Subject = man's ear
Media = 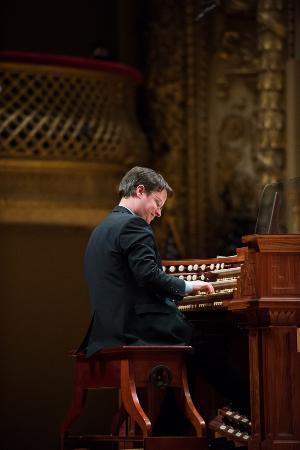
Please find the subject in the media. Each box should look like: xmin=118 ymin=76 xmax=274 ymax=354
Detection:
xmin=136 ymin=184 xmax=145 ymax=198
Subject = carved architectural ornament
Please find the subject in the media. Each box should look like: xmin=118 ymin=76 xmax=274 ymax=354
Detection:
xmin=144 ymin=0 xmax=209 ymax=256
xmin=0 ymin=61 xmax=147 ymax=165
xmin=240 ymin=250 xmax=258 ymax=298
xmin=269 ymin=309 xmax=296 ymax=325
xmin=257 ymin=0 xmax=286 ymax=186
xmin=144 ymin=0 xmax=289 ymax=256
xmin=144 ymin=0 xmax=186 ymax=255
xmin=209 ymin=1 xmax=260 ymax=255
xmin=0 ymin=57 xmax=148 ymax=226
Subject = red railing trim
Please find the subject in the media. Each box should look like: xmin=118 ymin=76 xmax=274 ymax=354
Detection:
xmin=0 ymin=50 xmax=143 ymax=83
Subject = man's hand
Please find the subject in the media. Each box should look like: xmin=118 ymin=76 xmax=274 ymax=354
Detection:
xmin=187 ymin=280 xmax=215 ymax=296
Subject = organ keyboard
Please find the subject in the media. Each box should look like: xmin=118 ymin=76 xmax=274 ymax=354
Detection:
xmin=162 ymin=254 xmax=244 ymax=311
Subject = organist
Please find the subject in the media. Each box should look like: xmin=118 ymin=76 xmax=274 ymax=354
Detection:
xmin=78 ymin=166 xmax=214 ymax=357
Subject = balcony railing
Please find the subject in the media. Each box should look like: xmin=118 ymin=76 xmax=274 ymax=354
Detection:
xmin=0 ymin=51 xmax=148 ymax=226
xmin=0 ymin=51 xmax=147 ymax=164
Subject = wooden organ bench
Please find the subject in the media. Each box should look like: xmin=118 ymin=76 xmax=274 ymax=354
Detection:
xmin=60 ymin=345 xmax=208 ymax=450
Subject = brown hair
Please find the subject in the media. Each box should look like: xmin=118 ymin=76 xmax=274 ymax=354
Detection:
xmin=118 ymin=166 xmax=173 ymax=198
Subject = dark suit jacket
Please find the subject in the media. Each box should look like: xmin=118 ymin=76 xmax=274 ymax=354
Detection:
xmin=80 ymin=206 xmax=192 ymax=357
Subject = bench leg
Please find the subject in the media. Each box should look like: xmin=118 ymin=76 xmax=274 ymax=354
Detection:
xmin=60 ymin=387 xmax=88 ymax=450
xmin=111 ymin=401 xmax=129 ymax=435
xmin=179 ymin=365 xmax=206 ymax=437
xmin=120 ymin=359 xmax=152 ymax=437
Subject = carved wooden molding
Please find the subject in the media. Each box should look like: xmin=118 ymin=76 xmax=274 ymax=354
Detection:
xmin=268 ymin=309 xmax=296 ymax=325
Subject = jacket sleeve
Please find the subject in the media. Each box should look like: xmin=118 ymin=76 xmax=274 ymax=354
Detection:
xmin=119 ymin=215 xmax=185 ymax=301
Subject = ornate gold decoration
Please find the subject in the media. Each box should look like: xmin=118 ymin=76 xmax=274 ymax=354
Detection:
xmin=0 ymin=62 xmax=147 ymax=165
xmin=142 ymin=0 xmax=289 ymax=256
xmin=210 ymin=4 xmax=259 ymax=255
xmin=257 ymin=0 xmax=286 ymax=186
xmin=144 ymin=0 xmax=210 ymax=257
xmin=225 ymin=0 xmax=256 ymax=13
xmin=185 ymin=0 xmax=210 ymax=256
xmin=144 ymin=0 xmax=187 ymax=254
xmin=0 ymin=59 xmax=148 ymax=226
xmin=287 ymin=0 xmax=295 ymax=58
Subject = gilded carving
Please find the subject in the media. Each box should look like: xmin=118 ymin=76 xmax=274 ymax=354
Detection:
xmin=0 ymin=63 xmax=147 ymax=165
xmin=257 ymin=12 xmax=286 ymax=38
xmin=0 ymin=61 xmax=147 ymax=227
xmin=144 ymin=0 xmax=201 ymax=256
xmin=207 ymin=3 xmax=260 ymax=254
xmin=257 ymin=72 xmax=283 ymax=90
xmin=224 ymin=0 xmax=256 ymax=12
xmin=216 ymin=30 xmax=258 ymax=73
xmin=258 ymin=31 xmax=284 ymax=50
xmin=185 ymin=0 xmax=209 ymax=256
xmin=259 ymin=91 xmax=281 ymax=109
xmin=143 ymin=0 xmax=290 ymax=256
xmin=214 ymin=98 xmax=258 ymax=253
xmin=260 ymin=51 xmax=283 ymax=70
xmin=256 ymin=0 xmax=286 ymax=185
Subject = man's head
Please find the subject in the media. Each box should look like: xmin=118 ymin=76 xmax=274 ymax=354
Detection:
xmin=118 ymin=166 xmax=173 ymax=224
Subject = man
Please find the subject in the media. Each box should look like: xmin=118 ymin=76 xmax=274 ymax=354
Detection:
xmin=80 ymin=166 xmax=214 ymax=357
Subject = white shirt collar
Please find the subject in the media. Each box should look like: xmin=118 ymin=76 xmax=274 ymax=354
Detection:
xmin=120 ymin=205 xmax=135 ymax=215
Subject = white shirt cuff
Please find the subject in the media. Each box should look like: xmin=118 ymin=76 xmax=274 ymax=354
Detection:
xmin=184 ymin=280 xmax=193 ymax=294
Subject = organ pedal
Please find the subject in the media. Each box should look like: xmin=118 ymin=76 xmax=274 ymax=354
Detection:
xmin=209 ymin=406 xmax=251 ymax=446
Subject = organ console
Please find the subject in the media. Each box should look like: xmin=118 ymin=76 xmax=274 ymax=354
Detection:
xmin=162 ymin=254 xmax=244 ymax=311
xmin=162 ymin=233 xmax=300 ymax=450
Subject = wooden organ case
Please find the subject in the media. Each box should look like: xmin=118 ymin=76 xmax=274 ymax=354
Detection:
xmin=162 ymin=234 xmax=300 ymax=450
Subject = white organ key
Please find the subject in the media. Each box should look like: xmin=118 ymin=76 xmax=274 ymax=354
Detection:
xmin=187 ymin=264 xmax=193 ymax=271
xmin=200 ymin=274 xmax=205 ymax=280
xmin=178 ymin=265 xmax=185 ymax=272
xmin=192 ymin=274 xmax=197 ymax=281
xmin=186 ymin=274 xmax=192 ymax=281
xmin=179 ymin=275 xmax=184 ymax=280
xmin=162 ymin=266 xmax=166 ymax=272
xmin=200 ymin=264 xmax=206 ymax=271
xmin=169 ymin=266 xmax=176 ymax=273
xmin=216 ymin=263 xmax=220 ymax=269
xmin=211 ymin=267 xmax=241 ymax=276
xmin=210 ymin=263 xmax=215 ymax=270
xmin=193 ymin=264 xmax=199 ymax=270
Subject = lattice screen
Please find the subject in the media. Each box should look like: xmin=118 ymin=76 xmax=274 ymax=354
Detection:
xmin=0 ymin=64 xmax=144 ymax=162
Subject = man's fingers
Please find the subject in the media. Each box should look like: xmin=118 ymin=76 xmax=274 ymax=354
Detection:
xmin=196 ymin=282 xmax=214 ymax=294
xmin=191 ymin=280 xmax=214 ymax=295
xmin=205 ymin=283 xmax=214 ymax=294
